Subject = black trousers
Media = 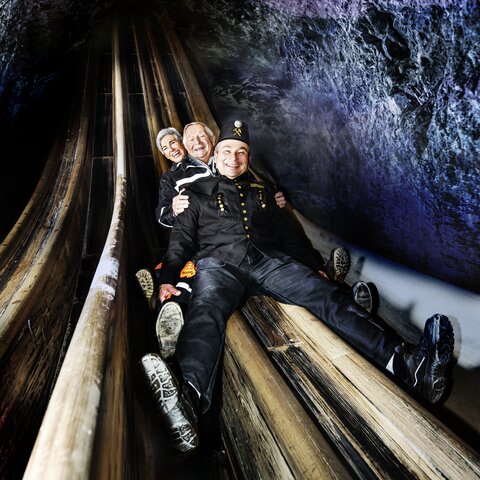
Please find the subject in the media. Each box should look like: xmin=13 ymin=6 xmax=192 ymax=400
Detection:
xmin=175 ymin=245 xmax=401 ymax=414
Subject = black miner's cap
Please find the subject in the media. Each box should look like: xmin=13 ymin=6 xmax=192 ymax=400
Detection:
xmin=217 ymin=120 xmax=249 ymax=146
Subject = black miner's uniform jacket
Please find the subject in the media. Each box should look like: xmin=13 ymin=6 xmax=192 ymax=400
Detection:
xmin=157 ymin=172 xmax=326 ymax=285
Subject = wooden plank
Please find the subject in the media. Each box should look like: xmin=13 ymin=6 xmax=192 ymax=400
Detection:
xmin=158 ymin=14 xmax=219 ymax=137
xmin=133 ymin=21 xmax=174 ymax=177
xmin=0 ymin=75 xmax=92 ymax=352
xmin=241 ymin=297 xmax=480 ymax=479
xmin=23 ymin=25 xmax=130 ymax=480
xmin=0 ymin=133 xmax=64 ymax=277
xmin=0 ymin=51 xmax=95 ymax=478
xmin=223 ymin=312 xmax=351 ymax=479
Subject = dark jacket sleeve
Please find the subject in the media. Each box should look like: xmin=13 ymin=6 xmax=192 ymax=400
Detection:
xmin=156 ymin=198 xmax=199 ymax=285
xmin=155 ymin=171 xmax=177 ymax=228
xmin=272 ymin=204 xmax=326 ymax=272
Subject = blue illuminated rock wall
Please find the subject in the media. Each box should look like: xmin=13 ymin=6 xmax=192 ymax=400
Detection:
xmin=170 ymin=0 xmax=480 ymax=291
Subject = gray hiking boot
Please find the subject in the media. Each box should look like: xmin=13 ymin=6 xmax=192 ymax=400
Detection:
xmin=156 ymin=302 xmax=184 ymax=359
xmin=140 ymin=353 xmax=199 ymax=452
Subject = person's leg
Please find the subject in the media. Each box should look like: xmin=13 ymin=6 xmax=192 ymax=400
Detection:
xmin=175 ymin=257 xmax=248 ymax=414
xmin=140 ymin=258 xmax=247 ymax=452
xmin=156 ymin=261 xmax=197 ymax=358
xmin=252 ymin=253 xmax=400 ymax=366
xmin=251 ymin=253 xmax=454 ymax=403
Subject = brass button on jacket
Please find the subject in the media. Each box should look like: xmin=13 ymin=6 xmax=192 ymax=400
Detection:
xmin=157 ymin=172 xmax=324 ymax=286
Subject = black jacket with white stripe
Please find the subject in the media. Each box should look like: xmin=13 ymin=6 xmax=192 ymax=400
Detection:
xmin=155 ymin=155 xmax=215 ymax=228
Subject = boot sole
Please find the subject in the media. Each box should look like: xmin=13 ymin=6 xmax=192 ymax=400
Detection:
xmin=332 ymin=248 xmax=351 ymax=282
xmin=425 ymin=314 xmax=455 ymax=403
xmin=140 ymin=353 xmax=198 ymax=452
xmin=352 ymin=281 xmax=379 ymax=315
xmin=156 ymin=302 xmax=184 ymax=359
xmin=135 ymin=269 xmax=155 ymax=311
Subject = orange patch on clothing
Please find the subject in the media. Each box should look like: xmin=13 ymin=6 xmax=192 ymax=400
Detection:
xmin=180 ymin=261 xmax=197 ymax=278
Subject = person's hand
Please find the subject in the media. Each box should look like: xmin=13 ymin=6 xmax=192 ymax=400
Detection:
xmin=172 ymin=189 xmax=189 ymax=216
xmin=159 ymin=283 xmax=181 ymax=303
xmin=275 ymin=191 xmax=286 ymax=208
xmin=318 ymin=270 xmax=329 ymax=280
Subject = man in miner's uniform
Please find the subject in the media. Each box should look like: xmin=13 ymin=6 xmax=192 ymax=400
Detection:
xmin=140 ymin=119 xmax=455 ymax=453
xmin=137 ymin=123 xmax=356 ymax=357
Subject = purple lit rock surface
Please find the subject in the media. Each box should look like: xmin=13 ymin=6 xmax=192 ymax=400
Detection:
xmin=170 ymin=0 xmax=479 ymax=291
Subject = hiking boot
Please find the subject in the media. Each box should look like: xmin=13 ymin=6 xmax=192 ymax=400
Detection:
xmin=395 ymin=314 xmax=454 ymax=404
xmin=326 ymin=247 xmax=351 ymax=282
xmin=140 ymin=353 xmax=199 ymax=452
xmin=135 ymin=268 xmax=157 ymax=312
xmin=156 ymin=302 xmax=184 ymax=359
xmin=352 ymin=281 xmax=379 ymax=315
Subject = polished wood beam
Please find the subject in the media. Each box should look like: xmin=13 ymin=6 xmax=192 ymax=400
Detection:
xmin=241 ymin=297 xmax=480 ymax=479
xmin=23 ymin=25 xmax=131 ymax=479
xmin=133 ymin=20 xmax=177 ymax=177
xmin=0 ymin=50 xmax=94 ymax=478
xmin=223 ymin=312 xmax=352 ymax=479
xmin=158 ymin=14 xmax=219 ymax=137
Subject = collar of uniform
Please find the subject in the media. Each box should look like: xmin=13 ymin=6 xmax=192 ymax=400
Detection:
xmin=227 ymin=171 xmax=253 ymax=183
xmin=207 ymin=156 xmax=217 ymax=174
xmin=187 ymin=154 xmax=213 ymax=168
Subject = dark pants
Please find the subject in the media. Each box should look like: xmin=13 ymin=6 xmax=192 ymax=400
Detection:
xmin=175 ymin=245 xmax=401 ymax=414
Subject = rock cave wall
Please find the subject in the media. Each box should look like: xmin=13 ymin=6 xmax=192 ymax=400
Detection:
xmin=167 ymin=0 xmax=479 ymax=291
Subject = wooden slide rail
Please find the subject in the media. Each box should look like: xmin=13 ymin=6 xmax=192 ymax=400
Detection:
xmin=0 ymin=54 xmax=92 ymax=351
xmin=133 ymin=20 xmax=175 ymax=178
xmin=0 ymin=51 xmax=94 ymax=477
xmin=223 ymin=312 xmax=351 ymax=479
xmin=242 ymin=297 xmax=480 ymax=479
xmin=150 ymin=13 xmax=480 ymax=478
xmin=23 ymin=26 xmax=131 ymax=479
xmin=159 ymin=14 xmax=219 ymax=138
xmin=0 ymin=127 xmax=65 ymax=278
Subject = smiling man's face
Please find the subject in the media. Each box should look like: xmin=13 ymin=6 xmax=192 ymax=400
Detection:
xmin=183 ymin=124 xmax=214 ymax=164
xmin=214 ymin=139 xmax=250 ymax=179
